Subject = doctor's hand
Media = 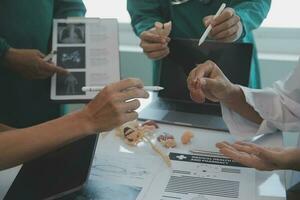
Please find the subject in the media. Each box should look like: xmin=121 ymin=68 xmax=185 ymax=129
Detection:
xmin=203 ymin=7 xmax=243 ymax=42
xmin=81 ymin=78 xmax=149 ymax=133
xmin=187 ymin=60 xmax=240 ymax=104
xmin=216 ymin=141 xmax=300 ymax=171
xmin=4 ymin=48 xmax=69 ymax=80
xmin=140 ymin=21 xmax=172 ymax=60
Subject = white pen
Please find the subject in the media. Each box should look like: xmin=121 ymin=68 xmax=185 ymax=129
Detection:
xmin=82 ymin=86 xmax=164 ymax=92
xmin=43 ymin=50 xmax=57 ymax=62
xmin=198 ymin=3 xmax=226 ymax=46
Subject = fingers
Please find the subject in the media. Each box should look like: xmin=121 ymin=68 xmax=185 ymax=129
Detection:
xmin=43 ymin=62 xmax=69 ymax=75
xmin=119 ymin=87 xmax=149 ymax=101
xmin=203 ymin=15 xmax=214 ymax=27
xmin=140 ymin=21 xmax=172 ymax=60
xmin=163 ymin=21 xmax=172 ymax=36
xmin=189 ymin=90 xmax=205 ymax=104
xmin=188 ymin=60 xmax=216 ymax=85
xmin=232 ymin=141 xmax=284 ymax=170
xmin=234 ymin=141 xmax=266 ymax=156
xmin=140 ymin=26 xmax=170 ymax=60
xmin=188 ymin=60 xmax=217 ymax=91
xmin=216 ymin=142 xmax=244 ymax=161
xmin=212 ymin=8 xmax=235 ymax=26
xmin=231 ymin=143 xmax=256 ymax=155
xmin=110 ymin=78 xmax=144 ymax=92
xmin=122 ymin=111 xmax=139 ymax=124
xmin=204 ymin=8 xmax=241 ymax=42
xmin=216 ymin=142 xmax=260 ymax=168
xmin=211 ymin=16 xmax=240 ymax=38
xmin=217 ymin=141 xmax=279 ymax=170
xmin=140 ymin=31 xmax=166 ymax=44
xmin=187 ymin=61 xmax=218 ymax=103
xmin=155 ymin=22 xmax=163 ymax=29
xmin=141 ymin=42 xmax=167 ymax=53
xmin=121 ymin=99 xmax=141 ymax=112
xmin=146 ymin=48 xmax=170 ymax=60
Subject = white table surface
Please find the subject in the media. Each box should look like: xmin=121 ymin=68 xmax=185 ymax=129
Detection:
xmin=0 ymin=93 xmax=287 ymax=200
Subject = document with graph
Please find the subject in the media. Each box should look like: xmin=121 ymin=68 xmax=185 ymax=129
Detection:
xmin=147 ymin=152 xmax=255 ymax=200
xmin=50 ymin=17 xmax=120 ymax=101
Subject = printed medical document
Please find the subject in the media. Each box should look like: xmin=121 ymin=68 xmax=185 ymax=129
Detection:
xmin=146 ymin=152 xmax=255 ymax=200
xmin=50 ymin=18 xmax=120 ymax=101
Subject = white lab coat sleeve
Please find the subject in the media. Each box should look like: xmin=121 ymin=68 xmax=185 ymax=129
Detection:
xmin=221 ymin=59 xmax=300 ymax=139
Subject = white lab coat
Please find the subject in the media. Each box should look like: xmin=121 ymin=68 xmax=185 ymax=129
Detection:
xmin=221 ymin=58 xmax=300 ymax=189
xmin=221 ymin=58 xmax=300 ymax=139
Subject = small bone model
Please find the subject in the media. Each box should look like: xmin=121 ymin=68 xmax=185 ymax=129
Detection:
xmin=157 ymin=133 xmax=177 ymax=148
xmin=181 ymin=131 xmax=194 ymax=144
xmin=116 ymin=120 xmax=171 ymax=167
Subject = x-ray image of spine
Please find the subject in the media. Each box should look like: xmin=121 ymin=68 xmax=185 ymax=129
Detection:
xmin=62 ymin=51 xmax=81 ymax=63
xmin=65 ymin=74 xmax=79 ymax=95
xmin=59 ymin=24 xmax=85 ymax=44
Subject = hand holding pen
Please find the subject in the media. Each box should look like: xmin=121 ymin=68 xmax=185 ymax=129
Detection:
xmin=199 ymin=3 xmax=243 ymax=45
xmin=4 ymin=48 xmax=68 ymax=80
xmin=139 ymin=21 xmax=172 ymax=60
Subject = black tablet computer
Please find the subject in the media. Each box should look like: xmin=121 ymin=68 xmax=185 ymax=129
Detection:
xmin=139 ymin=38 xmax=253 ymax=131
xmin=4 ymin=134 xmax=98 ymax=200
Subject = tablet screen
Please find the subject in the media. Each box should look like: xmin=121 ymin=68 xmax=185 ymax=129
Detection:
xmin=158 ymin=39 xmax=253 ymax=104
xmin=4 ymin=135 xmax=98 ymax=200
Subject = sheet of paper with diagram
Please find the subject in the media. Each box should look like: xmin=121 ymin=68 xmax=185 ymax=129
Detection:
xmin=145 ymin=151 xmax=256 ymax=200
xmin=71 ymin=152 xmax=160 ymax=200
xmin=50 ymin=18 xmax=120 ymax=101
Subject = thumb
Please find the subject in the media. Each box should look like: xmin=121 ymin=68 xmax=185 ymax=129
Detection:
xmin=155 ymin=21 xmax=164 ymax=29
xmin=200 ymin=78 xmax=219 ymax=102
xmin=200 ymin=78 xmax=219 ymax=91
xmin=163 ymin=21 xmax=172 ymax=36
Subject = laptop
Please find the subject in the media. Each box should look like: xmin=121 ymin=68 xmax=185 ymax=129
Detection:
xmin=139 ymin=38 xmax=253 ymax=131
xmin=4 ymin=134 xmax=98 ymax=200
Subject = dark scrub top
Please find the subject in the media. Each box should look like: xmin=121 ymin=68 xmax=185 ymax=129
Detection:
xmin=0 ymin=0 xmax=86 ymax=128
xmin=128 ymin=0 xmax=271 ymax=88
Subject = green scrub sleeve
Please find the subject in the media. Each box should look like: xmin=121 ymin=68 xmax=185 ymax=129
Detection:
xmin=54 ymin=0 xmax=86 ymax=18
xmin=0 ymin=37 xmax=10 ymax=62
xmin=232 ymin=0 xmax=271 ymax=38
xmin=127 ymin=0 xmax=166 ymax=36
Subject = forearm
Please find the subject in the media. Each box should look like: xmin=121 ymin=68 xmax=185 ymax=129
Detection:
xmin=0 ymin=111 xmax=92 ymax=170
xmin=223 ymin=85 xmax=263 ymax=125
xmin=285 ymin=148 xmax=300 ymax=171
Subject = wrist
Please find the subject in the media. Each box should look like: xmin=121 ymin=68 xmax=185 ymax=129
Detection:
xmin=284 ymin=148 xmax=300 ymax=170
xmin=222 ymin=84 xmax=243 ymax=107
xmin=71 ymin=110 xmax=98 ymax=135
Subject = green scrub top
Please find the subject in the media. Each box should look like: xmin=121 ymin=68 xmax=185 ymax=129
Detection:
xmin=128 ymin=0 xmax=271 ymax=88
xmin=0 ymin=0 xmax=86 ymax=128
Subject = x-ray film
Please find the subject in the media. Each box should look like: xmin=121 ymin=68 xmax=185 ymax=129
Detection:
xmin=50 ymin=18 xmax=120 ymax=102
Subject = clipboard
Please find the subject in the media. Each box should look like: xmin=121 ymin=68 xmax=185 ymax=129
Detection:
xmin=50 ymin=17 xmax=120 ymax=103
